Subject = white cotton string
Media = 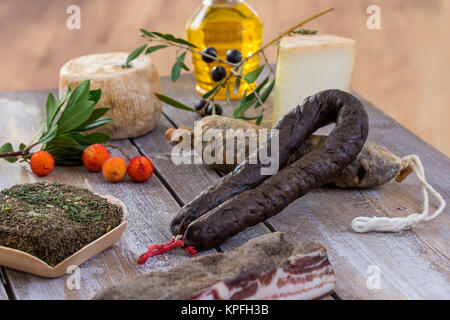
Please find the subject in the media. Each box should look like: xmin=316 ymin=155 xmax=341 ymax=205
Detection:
xmin=351 ymin=154 xmax=446 ymax=233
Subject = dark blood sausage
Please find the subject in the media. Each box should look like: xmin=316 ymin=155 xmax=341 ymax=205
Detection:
xmin=182 ymin=90 xmax=369 ymax=248
xmin=171 ymin=90 xmax=367 ymax=236
xmin=170 ymin=98 xmax=313 ymax=235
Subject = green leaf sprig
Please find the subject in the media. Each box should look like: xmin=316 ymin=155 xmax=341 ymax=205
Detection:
xmin=123 ymin=8 xmax=334 ymax=123
xmin=290 ymin=28 xmax=318 ymax=35
xmin=0 ymin=80 xmax=113 ymax=165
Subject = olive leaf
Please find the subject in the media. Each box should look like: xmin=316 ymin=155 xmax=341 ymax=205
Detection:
xmin=123 ymin=44 xmax=147 ymax=68
xmin=255 ymin=116 xmax=263 ymax=126
xmin=149 ymin=31 xmax=166 ymax=39
xmin=163 ymin=33 xmax=176 ymax=41
xmin=142 ymin=30 xmax=197 ymax=48
xmin=156 ymin=32 xmax=197 ymax=48
xmin=145 ymin=45 xmax=168 ymax=54
xmin=171 ymin=51 xmax=190 ymax=82
xmin=291 ymin=28 xmax=317 ymax=35
xmin=254 ymin=78 xmax=275 ymax=108
xmin=234 ymin=63 xmax=244 ymax=95
xmin=226 ymin=83 xmax=231 ymax=106
xmin=171 ymin=62 xmax=181 ymax=82
xmin=140 ymin=28 xmax=155 ymax=38
xmin=240 ymin=112 xmax=264 ymax=125
xmin=244 ymin=76 xmax=269 ymax=103
xmin=233 ymin=90 xmax=256 ymax=119
xmin=203 ymin=80 xmax=223 ymax=99
xmin=171 ymin=37 xmax=197 ymax=48
xmin=176 ymin=51 xmax=190 ymax=71
xmin=240 ymin=113 xmax=263 ymax=121
xmin=243 ymin=65 xmax=265 ymax=84
xmin=233 ymin=99 xmax=256 ymax=119
xmin=155 ymin=93 xmax=197 ymax=112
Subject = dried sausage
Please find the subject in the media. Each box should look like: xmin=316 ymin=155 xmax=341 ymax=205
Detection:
xmin=172 ymin=90 xmax=369 ymax=248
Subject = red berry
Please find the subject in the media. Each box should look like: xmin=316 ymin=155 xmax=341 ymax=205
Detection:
xmin=102 ymin=157 xmax=127 ymax=183
xmin=30 ymin=151 xmax=55 ymax=177
xmin=82 ymin=144 xmax=110 ymax=172
xmin=127 ymin=156 xmax=154 ymax=182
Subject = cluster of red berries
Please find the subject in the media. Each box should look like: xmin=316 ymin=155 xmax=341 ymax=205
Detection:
xmin=28 ymin=145 xmax=154 ymax=183
xmin=82 ymin=144 xmax=154 ymax=183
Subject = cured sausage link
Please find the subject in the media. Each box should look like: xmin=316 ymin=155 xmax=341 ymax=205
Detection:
xmin=183 ymin=90 xmax=369 ymax=248
xmin=171 ymin=89 xmax=359 ymax=236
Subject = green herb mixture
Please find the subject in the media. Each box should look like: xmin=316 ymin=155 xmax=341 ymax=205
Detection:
xmin=0 ymin=182 xmax=123 ymax=266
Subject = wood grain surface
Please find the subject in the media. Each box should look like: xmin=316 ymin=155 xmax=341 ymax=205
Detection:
xmin=0 ymin=271 xmax=8 ymax=300
xmin=0 ymin=74 xmax=449 ymax=299
xmin=0 ymin=0 xmax=449 ymax=157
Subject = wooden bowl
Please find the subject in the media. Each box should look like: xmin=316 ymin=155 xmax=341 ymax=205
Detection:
xmin=0 ymin=195 xmax=128 ymax=278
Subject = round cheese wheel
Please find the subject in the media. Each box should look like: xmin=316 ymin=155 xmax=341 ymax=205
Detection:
xmin=59 ymin=52 xmax=162 ymax=139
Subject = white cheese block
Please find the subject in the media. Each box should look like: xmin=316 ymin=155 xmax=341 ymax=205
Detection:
xmin=59 ymin=52 xmax=162 ymax=139
xmin=273 ymin=34 xmax=356 ymax=125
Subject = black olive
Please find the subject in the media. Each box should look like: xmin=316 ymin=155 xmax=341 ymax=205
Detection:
xmin=205 ymin=103 xmax=223 ymax=116
xmin=211 ymin=66 xmax=226 ymax=82
xmin=226 ymin=49 xmax=242 ymax=64
xmin=195 ymin=99 xmax=207 ymax=111
xmin=202 ymin=47 xmax=217 ymax=63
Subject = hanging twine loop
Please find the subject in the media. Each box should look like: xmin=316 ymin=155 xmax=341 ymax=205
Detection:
xmin=137 ymin=236 xmax=197 ymax=265
xmin=352 ymin=154 xmax=446 ymax=233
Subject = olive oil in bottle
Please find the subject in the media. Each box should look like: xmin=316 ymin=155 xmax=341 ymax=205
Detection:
xmin=186 ymin=0 xmax=263 ymax=99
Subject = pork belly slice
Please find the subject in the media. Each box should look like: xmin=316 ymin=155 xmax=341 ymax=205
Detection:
xmin=94 ymin=232 xmax=335 ymax=300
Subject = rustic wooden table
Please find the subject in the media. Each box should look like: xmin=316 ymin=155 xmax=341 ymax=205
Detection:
xmin=0 ymin=74 xmax=449 ymax=300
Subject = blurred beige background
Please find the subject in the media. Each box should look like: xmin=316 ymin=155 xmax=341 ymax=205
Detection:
xmin=0 ymin=0 xmax=449 ymax=156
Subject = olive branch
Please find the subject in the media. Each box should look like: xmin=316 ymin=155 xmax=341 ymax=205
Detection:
xmin=0 ymin=80 xmax=113 ymax=165
xmin=125 ymin=7 xmax=334 ymax=125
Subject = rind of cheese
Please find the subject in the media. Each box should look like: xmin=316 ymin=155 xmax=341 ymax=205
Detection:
xmin=59 ymin=52 xmax=162 ymax=139
xmin=273 ymin=34 xmax=356 ymax=125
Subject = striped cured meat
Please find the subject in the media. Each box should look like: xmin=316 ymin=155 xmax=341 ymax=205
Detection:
xmin=94 ymin=232 xmax=335 ymax=300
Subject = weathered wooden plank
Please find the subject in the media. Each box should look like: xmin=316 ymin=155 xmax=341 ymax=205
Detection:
xmin=358 ymin=94 xmax=450 ymax=257
xmin=154 ymin=74 xmax=449 ymax=299
xmin=0 ymin=289 xmax=7 ymax=300
xmin=0 ymin=274 xmax=8 ymax=300
xmin=0 ymin=89 xmax=214 ymax=300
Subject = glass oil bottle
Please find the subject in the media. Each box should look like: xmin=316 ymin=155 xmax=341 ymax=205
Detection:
xmin=186 ymin=0 xmax=263 ymax=99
